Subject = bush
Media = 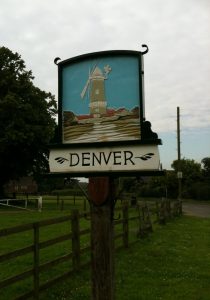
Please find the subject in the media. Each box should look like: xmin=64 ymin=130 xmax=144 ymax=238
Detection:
xmin=188 ymin=182 xmax=210 ymax=200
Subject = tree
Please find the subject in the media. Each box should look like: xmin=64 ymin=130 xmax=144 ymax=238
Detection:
xmin=171 ymin=158 xmax=202 ymax=198
xmin=201 ymin=157 xmax=210 ymax=177
xmin=171 ymin=158 xmax=201 ymax=182
xmin=0 ymin=46 xmax=57 ymax=196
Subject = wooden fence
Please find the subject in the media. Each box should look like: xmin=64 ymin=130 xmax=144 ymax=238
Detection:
xmin=0 ymin=199 xmax=182 ymax=300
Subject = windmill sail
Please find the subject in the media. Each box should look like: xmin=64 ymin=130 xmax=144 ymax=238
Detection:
xmin=80 ymin=78 xmax=90 ymax=99
xmin=80 ymin=62 xmax=99 ymax=99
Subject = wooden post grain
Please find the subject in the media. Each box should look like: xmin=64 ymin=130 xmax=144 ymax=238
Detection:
xmin=91 ymin=203 xmax=115 ymax=300
xmin=89 ymin=177 xmax=115 ymax=300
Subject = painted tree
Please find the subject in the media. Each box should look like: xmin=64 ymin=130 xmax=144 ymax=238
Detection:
xmin=0 ymin=46 xmax=57 ymax=196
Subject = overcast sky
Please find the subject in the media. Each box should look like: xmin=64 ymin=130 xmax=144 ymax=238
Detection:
xmin=1 ymin=0 xmax=210 ymax=169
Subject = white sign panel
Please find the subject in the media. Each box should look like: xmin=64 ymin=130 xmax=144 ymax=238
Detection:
xmin=49 ymin=144 xmax=160 ymax=174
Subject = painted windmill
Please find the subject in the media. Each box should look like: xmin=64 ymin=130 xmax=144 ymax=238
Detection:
xmin=80 ymin=63 xmax=112 ymax=117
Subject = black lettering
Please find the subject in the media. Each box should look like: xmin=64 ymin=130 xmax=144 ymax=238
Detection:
xmin=102 ymin=152 xmax=112 ymax=165
xmin=124 ymin=151 xmax=135 ymax=165
xmin=69 ymin=153 xmax=80 ymax=166
xmin=113 ymin=151 xmax=122 ymax=165
xmin=82 ymin=152 xmax=90 ymax=166
xmin=92 ymin=152 xmax=102 ymax=166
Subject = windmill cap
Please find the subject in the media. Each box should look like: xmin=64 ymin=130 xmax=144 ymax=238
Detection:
xmin=91 ymin=66 xmax=104 ymax=78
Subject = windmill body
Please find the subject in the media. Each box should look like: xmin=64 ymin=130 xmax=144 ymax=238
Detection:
xmin=89 ymin=66 xmax=107 ymax=117
xmin=81 ymin=64 xmax=111 ymax=118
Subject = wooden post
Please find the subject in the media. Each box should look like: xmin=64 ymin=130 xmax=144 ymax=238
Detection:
xmin=83 ymin=197 xmax=87 ymax=211
xmin=33 ymin=223 xmax=39 ymax=300
xmin=61 ymin=199 xmax=64 ymax=211
xmin=177 ymin=106 xmax=182 ymax=201
xmin=122 ymin=202 xmax=129 ymax=248
xmin=89 ymin=177 xmax=115 ymax=300
xmin=57 ymin=194 xmax=59 ymax=207
xmin=71 ymin=210 xmax=80 ymax=271
xmin=74 ymin=192 xmax=76 ymax=205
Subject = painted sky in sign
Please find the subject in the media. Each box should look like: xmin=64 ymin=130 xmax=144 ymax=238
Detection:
xmin=62 ymin=55 xmax=140 ymax=115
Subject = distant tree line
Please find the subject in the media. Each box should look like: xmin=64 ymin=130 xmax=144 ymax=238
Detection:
xmin=38 ymin=158 xmax=210 ymax=200
xmin=121 ymin=157 xmax=210 ymax=200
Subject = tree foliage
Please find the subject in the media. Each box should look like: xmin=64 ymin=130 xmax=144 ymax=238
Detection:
xmin=120 ymin=157 xmax=210 ymax=200
xmin=201 ymin=157 xmax=210 ymax=177
xmin=0 ymin=47 xmax=57 ymax=194
xmin=171 ymin=158 xmax=201 ymax=182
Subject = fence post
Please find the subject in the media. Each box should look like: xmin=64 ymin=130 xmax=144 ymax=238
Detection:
xmin=165 ymin=198 xmax=171 ymax=219
xmin=74 ymin=192 xmax=76 ymax=205
xmin=159 ymin=198 xmax=166 ymax=224
xmin=38 ymin=196 xmax=42 ymax=212
xmin=33 ymin=223 xmax=39 ymax=300
xmin=71 ymin=210 xmax=80 ymax=271
xmin=57 ymin=194 xmax=60 ymax=207
xmin=122 ymin=202 xmax=129 ymax=248
xmin=61 ymin=199 xmax=64 ymax=211
xmin=83 ymin=198 xmax=87 ymax=211
xmin=178 ymin=200 xmax=182 ymax=215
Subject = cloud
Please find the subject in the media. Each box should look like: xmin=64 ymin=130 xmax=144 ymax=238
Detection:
xmin=0 ymin=0 xmax=209 ymax=136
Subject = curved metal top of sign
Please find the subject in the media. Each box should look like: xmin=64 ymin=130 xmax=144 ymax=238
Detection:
xmin=54 ymin=44 xmax=149 ymax=66
xmin=55 ymin=44 xmax=161 ymax=147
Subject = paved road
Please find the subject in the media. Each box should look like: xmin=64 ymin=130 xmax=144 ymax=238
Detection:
xmin=182 ymin=202 xmax=210 ymax=218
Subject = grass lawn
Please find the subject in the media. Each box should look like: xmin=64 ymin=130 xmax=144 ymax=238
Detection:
xmin=0 ymin=199 xmax=91 ymax=300
xmin=1 ymin=200 xmax=210 ymax=299
xmin=40 ymin=216 xmax=210 ymax=300
xmin=115 ymin=216 xmax=210 ymax=300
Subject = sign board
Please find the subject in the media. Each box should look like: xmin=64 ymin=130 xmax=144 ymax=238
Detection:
xmin=59 ymin=51 xmax=144 ymax=144
xmin=177 ymin=171 xmax=183 ymax=179
xmin=49 ymin=144 xmax=160 ymax=175
xmin=50 ymin=47 xmax=162 ymax=176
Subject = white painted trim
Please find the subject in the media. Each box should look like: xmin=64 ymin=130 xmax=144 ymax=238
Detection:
xmin=49 ymin=144 xmax=160 ymax=174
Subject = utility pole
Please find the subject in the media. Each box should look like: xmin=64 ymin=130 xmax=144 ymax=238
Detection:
xmin=177 ymin=107 xmax=182 ymax=201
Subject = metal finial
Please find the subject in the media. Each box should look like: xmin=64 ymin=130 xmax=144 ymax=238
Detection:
xmin=141 ymin=44 xmax=149 ymax=55
xmin=54 ymin=57 xmax=61 ymax=65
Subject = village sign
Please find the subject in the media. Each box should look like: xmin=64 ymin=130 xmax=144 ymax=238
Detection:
xmin=49 ymin=45 xmax=162 ymax=176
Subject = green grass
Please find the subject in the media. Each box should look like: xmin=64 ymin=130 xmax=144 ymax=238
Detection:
xmin=0 ymin=199 xmax=91 ymax=299
xmin=1 ymin=200 xmax=210 ymax=299
xmin=0 ymin=196 xmax=89 ymax=227
xmin=115 ymin=216 xmax=210 ymax=300
xmin=39 ymin=216 xmax=210 ymax=300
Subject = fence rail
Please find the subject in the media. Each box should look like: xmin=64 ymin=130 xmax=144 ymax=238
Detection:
xmin=0 ymin=197 xmax=43 ymax=211
xmin=0 ymin=199 xmax=182 ymax=300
